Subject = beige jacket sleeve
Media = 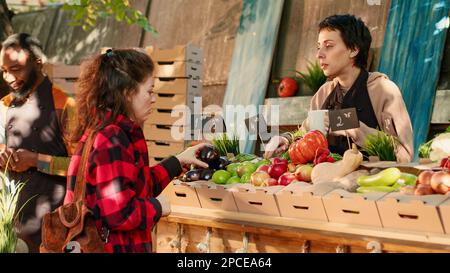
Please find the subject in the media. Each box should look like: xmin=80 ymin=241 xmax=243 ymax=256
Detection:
xmin=368 ymin=77 xmax=414 ymax=163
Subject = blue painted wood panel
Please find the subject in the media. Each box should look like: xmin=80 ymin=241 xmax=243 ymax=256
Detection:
xmin=378 ymin=0 xmax=449 ymax=160
xmin=222 ymin=0 xmax=284 ymax=154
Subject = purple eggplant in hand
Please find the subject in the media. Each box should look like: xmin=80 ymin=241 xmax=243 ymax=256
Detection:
xmin=197 ymin=145 xmax=220 ymax=168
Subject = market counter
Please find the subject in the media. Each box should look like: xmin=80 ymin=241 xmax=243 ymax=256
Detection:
xmin=155 ymin=205 xmax=450 ymax=253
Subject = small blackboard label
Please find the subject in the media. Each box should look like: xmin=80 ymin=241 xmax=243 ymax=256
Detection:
xmin=329 ymin=108 xmax=360 ymax=132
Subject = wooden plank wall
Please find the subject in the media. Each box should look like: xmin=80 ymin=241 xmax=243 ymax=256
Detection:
xmin=11 ymin=0 xmax=149 ymax=65
xmin=142 ymin=0 xmax=243 ymax=108
xmin=378 ymin=0 xmax=449 ymax=159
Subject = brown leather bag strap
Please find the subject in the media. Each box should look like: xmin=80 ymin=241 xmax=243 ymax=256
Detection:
xmin=73 ymin=129 xmax=96 ymax=202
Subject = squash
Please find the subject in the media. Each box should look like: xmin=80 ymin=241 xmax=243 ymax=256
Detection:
xmin=288 ymin=130 xmax=328 ymax=164
xmin=311 ymin=144 xmax=363 ymax=184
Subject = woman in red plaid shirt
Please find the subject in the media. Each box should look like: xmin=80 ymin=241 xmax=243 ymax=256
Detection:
xmin=63 ymin=49 xmax=208 ymax=253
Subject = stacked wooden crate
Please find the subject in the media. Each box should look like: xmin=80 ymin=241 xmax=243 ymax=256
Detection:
xmin=44 ymin=63 xmax=80 ymax=96
xmin=145 ymin=44 xmax=203 ymax=165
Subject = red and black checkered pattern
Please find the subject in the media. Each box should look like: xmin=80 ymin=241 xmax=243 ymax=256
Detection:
xmin=64 ymin=113 xmax=181 ymax=253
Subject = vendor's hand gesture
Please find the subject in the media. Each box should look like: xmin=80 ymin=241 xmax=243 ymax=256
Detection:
xmin=263 ymin=135 xmax=290 ymax=159
xmin=176 ymin=143 xmax=209 ymax=169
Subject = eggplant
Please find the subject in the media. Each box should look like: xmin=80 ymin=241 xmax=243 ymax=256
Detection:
xmin=200 ymin=169 xmax=214 ymax=180
xmin=185 ymin=169 xmax=201 ymax=182
xmin=198 ymin=145 xmax=220 ymax=165
xmin=209 ymin=156 xmax=230 ymax=170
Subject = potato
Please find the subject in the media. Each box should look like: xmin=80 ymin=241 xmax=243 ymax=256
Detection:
xmin=417 ymin=171 xmax=435 ymax=185
xmin=414 ymin=184 xmax=434 ymax=195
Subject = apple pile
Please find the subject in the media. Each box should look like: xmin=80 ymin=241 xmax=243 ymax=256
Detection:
xmin=250 ymin=157 xmax=314 ymax=187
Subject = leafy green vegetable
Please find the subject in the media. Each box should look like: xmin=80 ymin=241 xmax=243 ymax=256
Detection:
xmin=212 ymin=133 xmax=240 ymax=156
xmin=234 ymin=153 xmax=256 ymax=162
xmin=330 ymin=153 xmax=343 ymax=161
xmin=362 ymin=131 xmax=397 ymax=161
xmin=295 ymin=61 xmax=327 ymax=94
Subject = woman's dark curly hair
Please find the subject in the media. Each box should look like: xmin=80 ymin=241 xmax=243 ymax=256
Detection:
xmin=73 ymin=48 xmax=154 ymax=141
xmin=319 ymin=14 xmax=372 ymax=69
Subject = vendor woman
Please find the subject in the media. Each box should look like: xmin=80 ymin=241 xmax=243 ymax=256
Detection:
xmin=264 ymin=14 xmax=413 ymax=163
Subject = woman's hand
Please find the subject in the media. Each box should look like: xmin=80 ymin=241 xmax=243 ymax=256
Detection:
xmin=156 ymin=195 xmax=171 ymax=217
xmin=263 ymin=135 xmax=290 ymax=159
xmin=175 ymin=143 xmax=209 ymax=168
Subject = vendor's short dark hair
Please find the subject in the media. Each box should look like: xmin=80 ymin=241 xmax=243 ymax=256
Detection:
xmin=1 ymin=33 xmax=47 ymax=63
xmin=319 ymin=14 xmax=372 ymax=69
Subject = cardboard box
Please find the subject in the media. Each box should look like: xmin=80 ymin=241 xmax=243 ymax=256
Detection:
xmin=149 ymin=156 xmax=165 ymax=166
xmin=154 ymin=61 xmax=202 ymax=79
xmin=322 ymin=189 xmax=388 ymax=227
xmin=146 ymin=44 xmax=203 ymax=64
xmin=155 ymin=78 xmax=202 ymax=96
xmin=377 ymin=193 xmax=449 ymax=234
xmin=438 ymin=197 xmax=450 ymax=234
xmin=196 ymin=181 xmax=239 ymax=212
xmin=147 ymin=141 xmax=185 ymax=158
xmin=276 ymin=182 xmax=337 ymax=222
xmin=162 ymin=180 xmax=202 ymax=208
xmin=231 ymin=184 xmax=283 ymax=217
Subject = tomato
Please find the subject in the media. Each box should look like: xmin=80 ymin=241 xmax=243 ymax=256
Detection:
xmin=277 ymin=77 xmax=298 ymax=97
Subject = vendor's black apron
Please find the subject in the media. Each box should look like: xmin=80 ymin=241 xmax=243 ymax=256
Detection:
xmin=321 ymin=70 xmax=380 ymax=155
xmin=6 ymin=77 xmax=68 ymax=253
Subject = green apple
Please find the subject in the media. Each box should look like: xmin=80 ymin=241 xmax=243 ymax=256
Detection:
xmin=212 ymin=170 xmax=231 ymax=184
xmin=226 ymin=176 xmax=241 ymax=184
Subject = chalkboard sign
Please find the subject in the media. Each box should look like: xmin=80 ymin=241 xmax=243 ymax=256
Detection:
xmin=329 ymin=108 xmax=360 ymax=132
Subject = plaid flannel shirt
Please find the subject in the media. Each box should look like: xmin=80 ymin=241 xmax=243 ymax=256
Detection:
xmin=64 ymin=113 xmax=181 ymax=253
xmin=1 ymin=79 xmax=77 ymax=176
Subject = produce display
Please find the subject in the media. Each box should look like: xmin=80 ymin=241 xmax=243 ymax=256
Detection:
xmin=176 ymin=130 xmax=449 ymax=199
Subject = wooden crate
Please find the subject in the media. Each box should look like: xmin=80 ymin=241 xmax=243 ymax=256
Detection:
xmin=156 ymin=209 xmax=450 ymax=253
xmin=146 ymin=44 xmax=203 ymax=64
xmin=154 ymin=61 xmax=202 ymax=79
xmin=377 ymin=193 xmax=449 ymax=234
xmin=147 ymin=109 xmax=190 ymax=126
xmin=155 ymin=78 xmax=202 ymax=97
xmin=322 ymin=189 xmax=388 ymax=228
xmin=147 ymin=141 xmax=185 ymax=158
xmin=44 ymin=63 xmax=80 ymax=95
xmin=143 ymin=123 xmax=194 ymax=142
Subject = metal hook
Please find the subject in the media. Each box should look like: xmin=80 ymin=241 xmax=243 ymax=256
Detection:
xmin=336 ymin=245 xmax=348 ymax=253
xmin=235 ymin=232 xmax=249 ymax=253
xmin=366 ymin=241 xmax=382 ymax=253
xmin=301 ymin=240 xmax=310 ymax=253
xmin=197 ymin=227 xmax=212 ymax=253
xmin=169 ymin=223 xmax=184 ymax=253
